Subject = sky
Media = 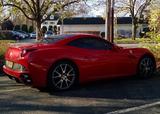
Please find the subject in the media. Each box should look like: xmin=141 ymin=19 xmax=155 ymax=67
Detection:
xmin=85 ymin=0 xmax=105 ymax=17
xmin=85 ymin=0 xmax=127 ymax=17
xmin=87 ymin=0 xmax=130 ymax=17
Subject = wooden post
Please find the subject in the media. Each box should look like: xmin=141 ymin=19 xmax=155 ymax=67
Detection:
xmin=105 ymin=0 xmax=114 ymax=43
xmin=110 ymin=0 xmax=114 ymax=43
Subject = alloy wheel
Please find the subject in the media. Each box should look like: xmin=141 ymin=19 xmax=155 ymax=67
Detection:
xmin=52 ymin=63 xmax=76 ymax=90
xmin=139 ymin=57 xmax=155 ymax=78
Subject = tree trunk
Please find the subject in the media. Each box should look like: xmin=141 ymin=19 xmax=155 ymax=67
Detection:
xmin=36 ymin=21 xmax=42 ymax=41
xmin=132 ymin=18 xmax=137 ymax=40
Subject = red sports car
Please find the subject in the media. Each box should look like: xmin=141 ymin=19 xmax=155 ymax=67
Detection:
xmin=3 ymin=34 xmax=156 ymax=91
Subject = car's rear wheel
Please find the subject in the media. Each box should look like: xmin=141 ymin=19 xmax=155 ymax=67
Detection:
xmin=137 ymin=56 xmax=156 ymax=79
xmin=48 ymin=61 xmax=78 ymax=91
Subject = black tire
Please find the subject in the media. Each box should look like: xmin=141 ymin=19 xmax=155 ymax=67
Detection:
xmin=137 ymin=56 xmax=156 ymax=79
xmin=15 ymin=78 xmax=21 ymax=83
xmin=48 ymin=61 xmax=78 ymax=91
xmin=8 ymin=75 xmax=13 ymax=80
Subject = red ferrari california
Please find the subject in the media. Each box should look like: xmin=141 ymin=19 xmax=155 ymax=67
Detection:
xmin=3 ymin=34 xmax=156 ymax=91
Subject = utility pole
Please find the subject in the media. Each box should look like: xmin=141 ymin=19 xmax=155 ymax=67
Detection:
xmin=105 ymin=0 xmax=114 ymax=43
xmin=60 ymin=0 xmax=64 ymax=34
xmin=105 ymin=0 xmax=109 ymax=41
xmin=110 ymin=0 xmax=114 ymax=43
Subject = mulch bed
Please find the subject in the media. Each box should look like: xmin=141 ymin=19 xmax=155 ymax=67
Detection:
xmin=0 ymin=60 xmax=4 ymax=76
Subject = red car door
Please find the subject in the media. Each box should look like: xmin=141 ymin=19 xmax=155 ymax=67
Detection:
xmin=80 ymin=49 xmax=115 ymax=80
xmin=67 ymin=37 xmax=134 ymax=81
xmin=105 ymin=48 xmax=136 ymax=77
xmin=83 ymin=48 xmax=135 ymax=80
xmin=66 ymin=47 xmax=111 ymax=80
xmin=85 ymin=49 xmax=116 ymax=79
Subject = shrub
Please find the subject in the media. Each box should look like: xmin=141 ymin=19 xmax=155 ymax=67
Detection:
xmin=14 ymin=25 xmax=21 ymax=31
xmin=114 ymin=38 xmax=152 ymax=44
xmin=0 ymin=40 xmax=15 ymax=60
xmin=141 ymin=44 xmax=160 ymax=62
xmin=29 ymin=26 xmax=34 ymax=33
xmin=1 ymin=20 xmax=14 ymax=30
xmin=140 ymin=34 xmax=160 ymax=61
xmin=21 ymin=24 xmax=28 ymax=32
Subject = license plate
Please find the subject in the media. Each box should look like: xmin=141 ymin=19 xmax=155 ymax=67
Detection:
xmin=6 ymin=61 xmax=13 ymax=68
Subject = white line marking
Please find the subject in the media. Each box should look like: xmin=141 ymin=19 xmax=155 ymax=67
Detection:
xmin=0 ymin=87 xmax=31 ymax=93
xmin=106 ymin=101 xmax=160 ymax=114
xmin=0 ymin=84 xmax=23 ymax=86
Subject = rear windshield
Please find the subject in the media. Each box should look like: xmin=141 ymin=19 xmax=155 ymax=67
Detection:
xmin=43 ymin=34 xmax=75 ymax=43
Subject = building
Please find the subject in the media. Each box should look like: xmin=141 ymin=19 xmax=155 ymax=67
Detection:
xmin=43 ymin=16 xmax=147 ymax=38
xmin=57 ymin=17 xmax=105 ymax=35
xmin=115 ymin=17 xmax=147 ymax=38
xmin=41 ymin=15 xmax=60 ymax=31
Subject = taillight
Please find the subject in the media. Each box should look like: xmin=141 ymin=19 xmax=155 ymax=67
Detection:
xmin=21 ymin=49 xmax=37 ymax=57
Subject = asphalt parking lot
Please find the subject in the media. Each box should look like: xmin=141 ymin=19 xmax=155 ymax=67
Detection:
xmin=1 ymin=71 xmax=160 ymax=114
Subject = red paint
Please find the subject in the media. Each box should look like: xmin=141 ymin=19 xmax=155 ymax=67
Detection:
xmin=3 ymin=34 xmax=155 ymax=88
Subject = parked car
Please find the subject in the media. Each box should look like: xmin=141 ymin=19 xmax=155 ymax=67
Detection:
xmin=0 ymin=30 xmax=24 ymax=40
xmin=3 ymin=34 xmax=156 ymax=91
xmin=30 ymin=32 xmax=36 ymax=39
xmin=16 ymin=30 xmax=30 ymax=38
xmin=44 ymin=31 xmax=54 ymax=38
xmin=14 ymin=31 xmax=27 ymax=39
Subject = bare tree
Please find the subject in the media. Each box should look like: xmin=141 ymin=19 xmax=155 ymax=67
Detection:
xmin=0 ymin=5 xmax=11 ymax=26
xmin=115 ymin=0 xmax=151 ymax=39
xmin=89 ymin=0 xmax=152 ymax=39
xmin=0 ymin=0 xmax=86 ymax=40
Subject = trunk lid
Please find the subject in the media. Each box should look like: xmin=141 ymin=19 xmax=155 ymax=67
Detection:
xmin=10 ymin=43 xmax=48 ymax=49
xmin=5 ymin=43 xmax=48 ymax=60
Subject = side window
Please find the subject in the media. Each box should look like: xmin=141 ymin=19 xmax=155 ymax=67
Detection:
xmin=67 ymin=38 xmax=85 ymax=48
xmin=68 ymin=37 xmax=113 ymax=50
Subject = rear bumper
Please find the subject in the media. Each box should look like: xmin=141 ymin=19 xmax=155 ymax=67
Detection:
xmin=3 ymin=65 xmax=32 ymax=84
xmin=3 ymin=64 xmax=47 ymax=88
xmin=3 ymin=65 xmax=25 ymax=78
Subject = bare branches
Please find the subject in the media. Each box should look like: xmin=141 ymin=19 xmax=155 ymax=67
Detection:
xmin=116 ymin=0 xmax=151 ymax=17
xmin=0 ymin=0 xmax=85 ymax=21
xmin=0 ymin=0 xmax=87 ymax=40
xmin=2 ymin=3 xmax=35 ymax=20
xmin=115 ymin=0 xmax=152 ymax=39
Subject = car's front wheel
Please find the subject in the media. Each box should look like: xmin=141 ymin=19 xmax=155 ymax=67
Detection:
xmin=48 ymin=61 xmax=78 ymax=91
xmin=137 ymin=56 xmax=156 ymax=79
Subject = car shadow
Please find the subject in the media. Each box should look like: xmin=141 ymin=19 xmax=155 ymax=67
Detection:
xmin=0 ymin=102 xmax=131 ymax=114
xmin=49 ymin=69 xmax=160 ymax=100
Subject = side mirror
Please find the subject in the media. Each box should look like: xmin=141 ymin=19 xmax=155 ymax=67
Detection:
xmin=112 ymin=45 xmax=122 ymax=51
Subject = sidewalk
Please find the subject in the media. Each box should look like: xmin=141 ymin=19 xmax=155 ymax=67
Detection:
xmin=117 ymin=43 xmax=139 ymax=48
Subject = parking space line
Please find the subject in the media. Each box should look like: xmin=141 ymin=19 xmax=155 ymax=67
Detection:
xmin=106 ymin=101 xmax=160 ymax=114
xmin=0 ymin=87 xmax=31 ymax=93
xmin=0 ymin=84 xmax=23 ymax=86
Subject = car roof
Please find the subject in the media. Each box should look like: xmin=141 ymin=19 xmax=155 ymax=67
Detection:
xmin=52 ymin=33 xmax=100 ymax=45
xmin=64 ymin=33 xmax=99 ymax=38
